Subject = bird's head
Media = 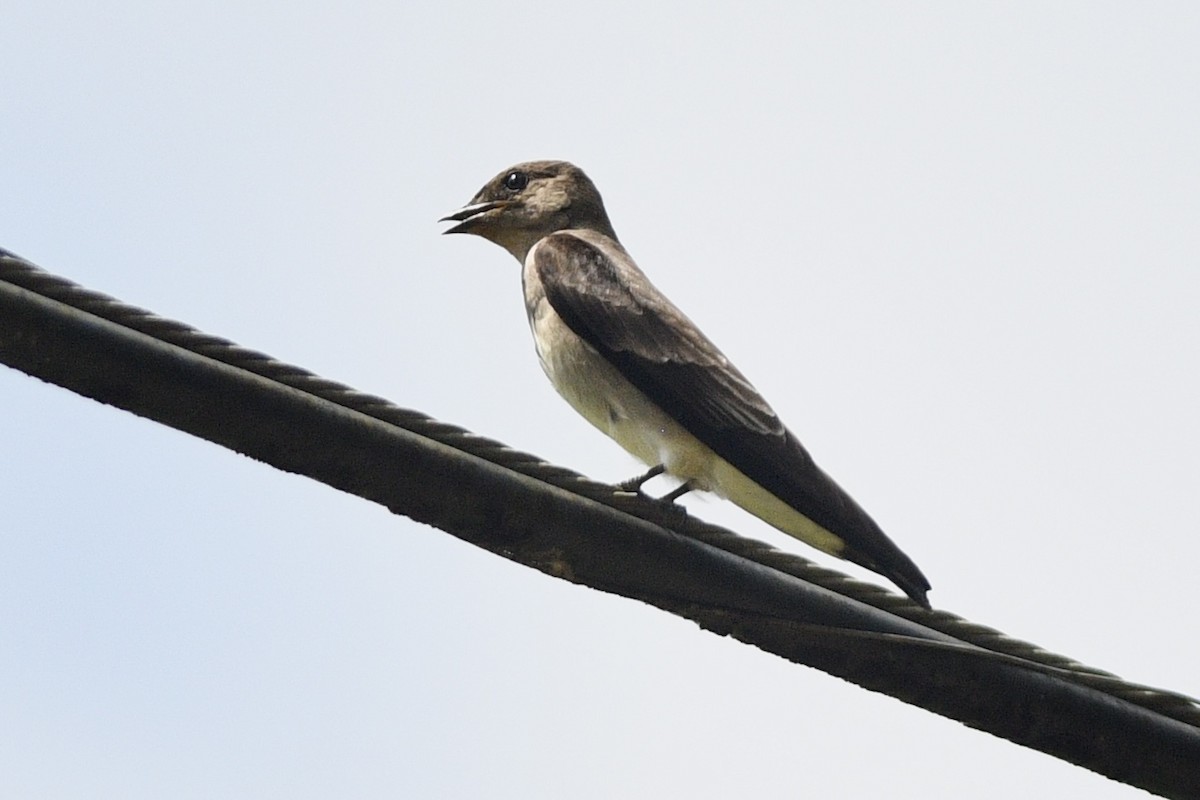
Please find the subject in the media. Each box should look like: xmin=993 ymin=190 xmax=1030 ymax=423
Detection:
xmin=441 ymin=160 xmax=617 ymax=261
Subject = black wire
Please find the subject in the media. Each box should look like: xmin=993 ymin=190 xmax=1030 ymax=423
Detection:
xmin=3 ymin=248 xmax=1199 ymax=799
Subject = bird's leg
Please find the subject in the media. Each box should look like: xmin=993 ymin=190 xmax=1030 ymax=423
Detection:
xmin=660 ymin=482 xmax=694 ymax=504
xmin=618 ymin=464 xmax=666 ymax=493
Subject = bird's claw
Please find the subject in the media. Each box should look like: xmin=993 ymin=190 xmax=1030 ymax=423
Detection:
xmin=617 ymin=464 xmax=666 ymax=493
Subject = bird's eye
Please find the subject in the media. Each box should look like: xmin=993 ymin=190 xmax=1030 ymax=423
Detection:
xmin=503 ymin=171 xmax=528 ymax=192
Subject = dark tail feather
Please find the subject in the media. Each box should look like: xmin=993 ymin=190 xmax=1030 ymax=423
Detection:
xmin=843 ymin=543 xmax=932 ymax=609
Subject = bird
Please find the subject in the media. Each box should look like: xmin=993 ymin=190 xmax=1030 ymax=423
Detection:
xmin=441 ymin=160 xmax=932 ymax=607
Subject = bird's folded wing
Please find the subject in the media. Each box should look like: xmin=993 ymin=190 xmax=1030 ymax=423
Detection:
xmin=533 ymin=230 xmax=783 ymax=431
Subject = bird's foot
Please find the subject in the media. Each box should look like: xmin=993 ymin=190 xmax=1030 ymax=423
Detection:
xmin=617 ymin=464 xmax=666 ymax=494
xmin=614 ymin=470 xmax=691 ymax=525
xmin=660 ymin=481 xmax=693 ymax=504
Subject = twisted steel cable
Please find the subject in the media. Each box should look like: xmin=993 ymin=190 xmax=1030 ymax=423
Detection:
xmin=2 ymin=247 xmax=1197 ymax=731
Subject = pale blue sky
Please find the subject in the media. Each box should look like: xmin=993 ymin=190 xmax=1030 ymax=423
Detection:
xmin=3 ymin=3 xmax=1198 ymax=797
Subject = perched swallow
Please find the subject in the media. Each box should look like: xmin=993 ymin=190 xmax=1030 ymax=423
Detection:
xmin=442 ymin=160 xmax=932 ymax=607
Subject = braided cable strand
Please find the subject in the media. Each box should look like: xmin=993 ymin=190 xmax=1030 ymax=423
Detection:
xmin=2 ymin=248 xmax=1197 ymax=728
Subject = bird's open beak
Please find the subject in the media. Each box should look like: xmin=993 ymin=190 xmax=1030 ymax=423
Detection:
xmin=439 ymin=200 xmax=511 ymax=235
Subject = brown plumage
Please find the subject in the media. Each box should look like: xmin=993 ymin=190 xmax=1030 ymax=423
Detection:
xmin=443 ymin=160 xmax=932 ymax=607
